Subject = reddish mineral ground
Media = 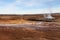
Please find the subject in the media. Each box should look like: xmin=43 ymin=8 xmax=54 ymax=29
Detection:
xmin=0 ymin=13 xmax=60 ymax=40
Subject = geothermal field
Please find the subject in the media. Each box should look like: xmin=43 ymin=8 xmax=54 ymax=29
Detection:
xmin=0 ymin=13 xmax=60 ymax=40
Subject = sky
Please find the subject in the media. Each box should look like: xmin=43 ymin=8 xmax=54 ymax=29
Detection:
xmin=0 ymin=0 xmax=60 ymax=14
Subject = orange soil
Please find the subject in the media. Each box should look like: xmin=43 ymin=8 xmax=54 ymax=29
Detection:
xmin=0 ymin=25 xmax=60 ymax=40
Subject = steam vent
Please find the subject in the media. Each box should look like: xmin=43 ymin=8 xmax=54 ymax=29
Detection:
xmin=44 ymin=14 xmax=55 ymax=22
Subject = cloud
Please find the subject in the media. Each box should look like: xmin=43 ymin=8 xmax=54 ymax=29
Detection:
xmin=0 ymin=0 xmax=16 ymax=14
xmin=16 ymin=0 xmax=44 ymax=7
xmin=15 ymin=0 xmax=60 ymax=14
xmin=0 ymin=0 xmax=60 ymax=14
xmin=16 ymin=0 xmax=57 ymax=11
